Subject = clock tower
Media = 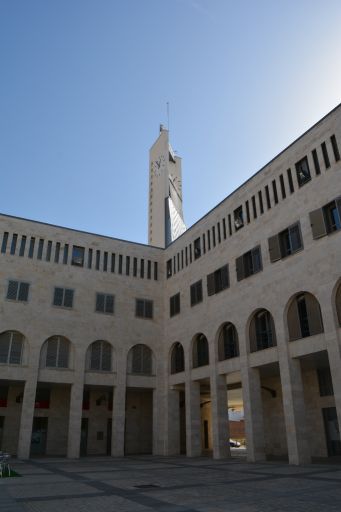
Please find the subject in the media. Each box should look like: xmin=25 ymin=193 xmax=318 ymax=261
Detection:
xmin=148 ymin=125 xmax=186 ymax=248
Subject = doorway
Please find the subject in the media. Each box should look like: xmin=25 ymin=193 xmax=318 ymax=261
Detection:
xmin=322 ymin=407 xmax=341 ymax=456
xmin=30 ymin=417 xmax=48 ymax=456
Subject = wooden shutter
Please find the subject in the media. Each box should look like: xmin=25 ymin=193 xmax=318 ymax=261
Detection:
xmin=96 ymin=293 xmax=105 ymax=312
xmin=105 ymin=294 xmax=114 ymax=314
xmin=309 ymin=208 xmax=327 ymax=239
xmin=287 ymin=300 xmax=301 ymax=341
xmin=64 ymin=289 xmax=74 ymax=308
xmin=252 ymin=246 xmax=262 ymax=273
xmin=221 ymin=264 xmax=229 ymax=290
xmin=18 ymin=282 xmax=29 ymax=301
xmin=236 ymin=256 xmax=244 ymax=281
xmin=7 ymin=280 xmax=18 ymax=300
xmin=145 ymin=300 xmax=153 ymax=318
xmin=53 ymin=287 xmax=64 ymax=306
xmin=268 ymin=234 xmax=281 ymax=262
xmin=207 ymin=272 xmax=215 ymax=296
xmin=306 ymin=294 xmax=324 ymax=336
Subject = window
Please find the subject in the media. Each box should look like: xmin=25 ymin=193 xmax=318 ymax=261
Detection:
xmin=1 ymin=232 xmax=9 ymax=253
xmin=170 ymin=292 xmax=180 ymax=317
xmin=217 ymin=222 xmax=221 ymax=243
xmin=0 ymin=331 xmax=24 ymax=365
xmin=54 ymin=242 xmax=60 ymax=263
xmin=321 ymin=141 xmax=330 ymax=169
xmin=250 ymin=310 xmax=276 ymax=352
xmin=71 ymin=246 xmax=85 ymax=267
xmin=140 ymin=259 xmax=144 ymax=278
xmin=287 ymin=168 xmax=294 ymax=193
xmin=167 ymin=259 xmax=172 ymax=278
xmin=218 ymin=323 xmax=239 ymax=360
xmin=190 ymin=280 xmax=203 ymax=306
xmin=6 ymin=280 xmax=29 ymax=302
xmin=272 ymin=180 xmax=278 ymax=204
xmin=88 ymin=341 xmax=112 ymax=371
xmin=258 ymin=191 xmax=264 ymax=214
xmin=37 ymin=239 xmax=44 ymax=260
xmin=312 ymin=149 xmax=321 ymax=175
xmin=228 ymin=214 xmax=232 ymax=235
xmin=265 ymin=185 xmax=271 ymax=209
xmin=222 ymin=218 xmax=227 ymax=238
xmin=19 ymin=235 xmax=27 ymax=257
xmin=46 ymin=240 xmax=52 ymax=261
xmin=53 ymin=287 xmax=74 ymax=308
xmin=118 ymin=254 xmax=123 ymax=274
xmin=135 ymin=298 xmax=153 ymax=319
xmin=279 ymin=174 xmax=286 ymax=199
xmin=310 ymin=197 xmax=341 ymax=238
xmin=295 ymin=156 xmax=311 ymax=186
xmin=88 ymin=248 xmax=93 ymax=269
xmin=207 ymin=230 xmax=211 ymax=249
xmin=268 ymin=222 xmax=303 ymax=262
xmin=129 ymin=344 xmax=153 ymax=374
xmin=111 ymin=253 xmax=115 ymax=272
xmin=251 ymin=196 xmax=257 ymax=219
xmin=133 ymin=257 xmax=138 ymax=277
xmin=194 ymin=237 xmax=201 ymax=259
xmin=331 ymin=134 xmax=340 ymax=162
xmin=95 ymin=293 xmax=114 ymax=314
xmin=10 ymin=234 xmax=17 ymax=255
xmin=63 ymin=244 xmax=69 ymax=264
xmin=28 ymin=237 xmax=35 ymax=258
xmin=43 ymin=336 xmax=69 ymax=368
xmin=207 ymin=264 xmax=229 ymax=296
xmin=171 ymin=343 xmax=185 ymax=373
xmin=234 ymin=205 xmax=244 ymax=230
xmin=287 ymin=292 xmax=324 ymax=340
xmin=193 ymin=334 xmax=209 ymax=368
xmin=154 ymin=261 xmax=158 ymax=280
xmin=96 ymin=250 xmax=100 ymax=270
xmin=103 ymin=252 xmax=108 ymax=271
xmin=317 ymin=368 xmax=334 ymax=397
xmin=236 ymin=246 xmax=262 ymax=281
xmin=127 ymin=256 xmax=131 ymax=276
xmin=212 ymin=226 xmax=216 ymax=247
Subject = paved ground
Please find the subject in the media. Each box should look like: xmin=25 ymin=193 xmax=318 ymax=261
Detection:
xmin=1 ymin=454 xmax=341 ymax=512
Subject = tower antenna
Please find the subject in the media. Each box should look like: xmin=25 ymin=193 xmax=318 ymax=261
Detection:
xmin=167 ymin=102 xmax=170 ymax=132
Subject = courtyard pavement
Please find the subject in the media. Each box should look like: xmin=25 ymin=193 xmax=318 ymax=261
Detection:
xmin=1 ymin=453 xmax=341 ymax=512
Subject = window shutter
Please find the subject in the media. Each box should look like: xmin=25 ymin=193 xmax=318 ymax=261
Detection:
xmin=289 ymin=223 xmax=303 ymax=253
xmin=252 ymin=246 xmax=262 ymax=273
xmin=309 ymin=208 xmax=327 ymax=239
xmin=58 ymin=337 xmax=69 ymax=368
xmin=268 ymin=235 xmax=281 ymax=262
xmin=101 ymin=342 xmax=112 ymax=371
xmin=9 ymin=332 xmax=23 ymax=364
xmin=221 ymin=264 xmax=229 ymax=290
xmin=190 ymin=284 xmax=195 ymax=305
xmin=236 ymin=256 xmax=244 ymax=281
xmin=105 ymin=294 xmax=114 ymax=314
xmin=145 ymin=300 xmax=153 ymax=318
xmin=53 ymin=287 xmax=64 ymax=306
xmin=336 ymin=197 xmax=341 ymax=222
xmin=0 ymin=332 xmax=10 ymax=363
xmin=18 ymin=282 xmax=29 ymax=301
xmin=96 ymin=293 xmax=105 ymax=312
xmin=136 ymin=299 xmax=144 ymax=317
xmin=64 ymin=289 xmax=74 ymax=308
xmin=287 ymin=301 xmax=301 ymax=341
xmin=306 ymin=294 xmax=324 ymax=336
xmin=90 ymin=341 xmax=101 ymax=370
xmin=46 ymin=337 xmax=58 ymax=367
xmin=207 ymin=272 xmax=215 ymax=296
xmin=7 ymin=280 xmax=18 ymax=300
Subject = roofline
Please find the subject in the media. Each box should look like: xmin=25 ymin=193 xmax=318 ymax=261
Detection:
xmin=167 ymin=101 xmax=341 ymax=248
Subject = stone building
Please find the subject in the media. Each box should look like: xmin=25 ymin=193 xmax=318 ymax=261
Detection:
xmin=0 ymin=103 xmax=340 ymax=464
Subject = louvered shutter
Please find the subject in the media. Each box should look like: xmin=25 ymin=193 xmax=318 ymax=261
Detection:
xmin=268 ymin=235 xmax=281 ymax=262
xmin=18 ymin=282 xmax=29 ymax=301
xmin=289 ymin=223 xmax=303 ymax=253
xmin=101 ymin=342 xmax=112 ymax=371
xmin=0 ymin=332 xmax=10 ymax=363
xmin=221 ymin=264 xmax=229 ymax=290
xmin=252 ymin=246 xmax=262 ymax=273
xmin=64 ymin=289 xmax=74 ymax=308
xmin=7 ymin=280 xmax=18 ymax=300
xmin=9 ymin=332 xmax=23 ymax=364
xmin=90 ymin=341 xmax=101 ymax=370
xmin=145 ymin=300 xmax=153 ymax=318
xmin=236 ymin=256 xmax=244 ymax=281
xmin=105 ymin=294 xmax=114 ymax=314
xmin=207 ymin=272 xmax=215 ymax=296
xmin=46 ymin=337 xmax=58 ymax=367
xmin=58 ymin=337 xmax=69 ymax=368
xmin=197 ymin=281 xmax=203 ymax=302
xmin=96 ymin=293 xmax=105 ymax=312
xmin=306 ymin=294 xmax=324 ymax=336
xmin=287 ymin=301 xmax=301 ymax=341
xmin=310 ymin=208 xmax=327 ymax=239
xmin=53 ymin=287 xmax=64 ymax=306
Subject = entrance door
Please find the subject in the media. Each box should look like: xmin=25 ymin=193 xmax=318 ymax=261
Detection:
xmin=80 ymin=418 xmax=88 ymax=456
xmin=31 ymin=417 xmax=48 ymax=456
xmin=107 ymin=419 xmax=112 ymax=455
xmin=0 ymin=416 xmax=4 ymax=449
xmin=322 ymin=407 xmax=341 ymax=456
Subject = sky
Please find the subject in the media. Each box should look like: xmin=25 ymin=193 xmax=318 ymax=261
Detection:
xmin=1 ymin=0 xmax=341 ymax=244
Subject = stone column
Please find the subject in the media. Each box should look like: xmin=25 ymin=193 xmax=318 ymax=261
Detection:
xmin=17 ymin=374 xmax=38 ymax=459
xmin=241 ymin=364 xmax=265 ymax=462
xmin=67 ymin=377 xmax=84 ymax=458
xmin=164 ymin=387 xmax=180 ymax=455
xmin=185 ymin=378 xmax=201 ymax=456
xmin=210 ymin=371 xmax=230 ymax=459
xmin=111 ymin=353 xmax=127 ymax=456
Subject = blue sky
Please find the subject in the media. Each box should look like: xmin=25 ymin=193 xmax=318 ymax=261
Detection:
xmin=1 ymin=0 xmax=340 ymax=244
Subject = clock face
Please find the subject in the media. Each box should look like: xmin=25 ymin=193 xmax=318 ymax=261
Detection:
xmin=152 ymin=155 xmax=166 ymax=177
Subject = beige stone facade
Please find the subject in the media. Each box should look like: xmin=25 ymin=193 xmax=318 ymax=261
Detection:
xmin=0 ymin=104 xmax=341 ymax=464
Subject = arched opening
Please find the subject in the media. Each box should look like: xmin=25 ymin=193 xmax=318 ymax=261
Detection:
xmin=40 ymin=335 xmax=70 ymax=368
xmin=170 ymin=342 xmax=185 ymax=374
xmin=86 ymin=340 xmax=113 ymax=371
xmin=193 ymin=333 xmax=209 ymax=368
xmin=287 ymin=292 xmax=324 ymax=341
xmin=250 ymin=309 xmax=277 ymax=352
xmin=0 ymin=331 xmax=24 ymax=365
xmin=218 ymin=323 xmax=239 ymax=361
xmin=127 ymin=344 xmax=153 ymax=375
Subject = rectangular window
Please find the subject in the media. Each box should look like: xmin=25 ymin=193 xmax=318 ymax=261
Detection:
xmin=202 ymin=233 xmax=206 ymax=253
xmin=189 ymin=244 xmax=192 ymax=263
xmin=19 ymin=236 xmax=27 ymax=257
xmin=147 ymin=259 xmax=151 ymax=279
xmin=310 ymin=198 xmax=341 ymax=239
xmin=265 ymin=185 xmax=271 ymax=209
xmin=46 ymin=241 xmax=52 ymax=261
xmin=312 ymin=149 xmax=321 ymax=175
xmin=295 ymin=156 xmax=311 ymax=186
xmin=95 ymin=293 xmax=114 ymax=314
xmin=287 ymin=168 xmax=294 ymax=193
xmin=194 ymin=237 xmax=201 ymax=259
xmin=222 ymin=218 xmax=227 ymax=239
xmin=1 ymin=232 xmax=9 ymax=254
xmin=245 ymin=200 xmax=250 ymax=223
xmin=251 ymin=196 xmax=257 ymax=219
xmin=54 ymin=242 xmax=60 ymax=263
xmin=217 ymin=222 xmax=221 ymax=243
xmin=234 ymin=205 xmax=244 ymax=230
xmin=181 ymin=250 xmax=184 ymax=268
xmin=177 ymin=253 xmax=180 ymax=271
xmin=135 ymin=298 xmax=153 ymax=319
xmin=268 ymin=222 xmax=303 ymax=262
xmin=28 ymin=237 xmax=35 ymax=258
xmin=71 ymin=246 xmax=85 ymax=267
xmin=228 ymin=214 xmax=232 ymax=236
xmin=173 ymin=255 xmax=176 ymax=273
xmin=236 ymin=246 xmax=262 ymax=281
xmin=6 ymin=280 xmax=30 ymax=302
xmin=331 ymin=134 xmax=340 ymax=162
xmin=207 ymin=230 xmax=211 ymax=250
xmin=37 ymin=239 xmax=44 ymax=260
xmin=111 ymin=253 xmax=115 ymax=273
xmin=258 ymin=191 xmax=264 ymax=214
xmin=103 ymin=252 xmax=108 ymax=272
xmin=88 ymin=248 xmax=93 ymax=269
xmin=170 ymin=292 xmax=180 ymax=317
xmin=63 ymin=244 xmax=69 ymax=265
xmin=185 ymin=247 xmax=188 ymax=265
xmin=190 ymin=280 xmax=203 ymax=307
xmin=96 ymin=250 xmax=100 ymax=271
xmin=272 ymin=180 xmax=279 ymax=204
xmin=118 ymin=254 xmax=122 ymax=274
xmin=10 ymin=234 xmax=17 ymax=255
xmin=154 ymin=262 xmax=158 ymax=280
xmin=321 ymin=141 xmax=330 ymax=169
xmin=126 ymin=256 xmax=131 ymax=276
xmin=279 ymin=174 xmax=286 ymax=199
xmin=140 ymin=259 xmax=144 ymax=278
xmin=166 ymin=259 xmax=172 ymax=278
xmin=53 ymin=287 xmax=74 ymax=308
xmin=212 ymin=226 xmax=216 ymax=247
xmin=133 ymin=257 xmax=138 ymax=277
xmin=207 ymin=264 xmax=229 ymax=296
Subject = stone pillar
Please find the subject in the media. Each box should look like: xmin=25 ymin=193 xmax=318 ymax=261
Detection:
xmin=210 ymin=371 xmax=230 ymax=459
xmin=241 ymin=365 xmax=265 ymax=462
xmin=111 ymin=357 xmax=127 ymax=457
xmin=185 ymin=379 xmax=201 ymax=456
xmin=164 ymin=387 xmax=180 ymax=455
xmin=67 ymin=377 xmax=84 ymax=458
xmin=17 ymin=374 xmax=38 ymax=459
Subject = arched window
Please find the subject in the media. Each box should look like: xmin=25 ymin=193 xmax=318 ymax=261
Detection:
xmin=41 ymin=336 xmax=70 ymax=368
xmin=336 ymin=284 xmax=341 ymax=327
xmin=171 ymin=343 xmax=185 ymax=374
xmin=0 ymin=331 xmax=24 ymax=365
xmin=250 ymin=310 xmax=276 ymax=352
xmin=218 ymin=323 xmax=239 ymax=361
xmin=128 ymin=344 xmax=153 ymax=375
xmin=193 ymin=334 xmax=209 ymax=368
xmin=87 ymin=341 xmax=112 ymax=371
xmin=287 ymin=292 xmax=324 ymax=341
